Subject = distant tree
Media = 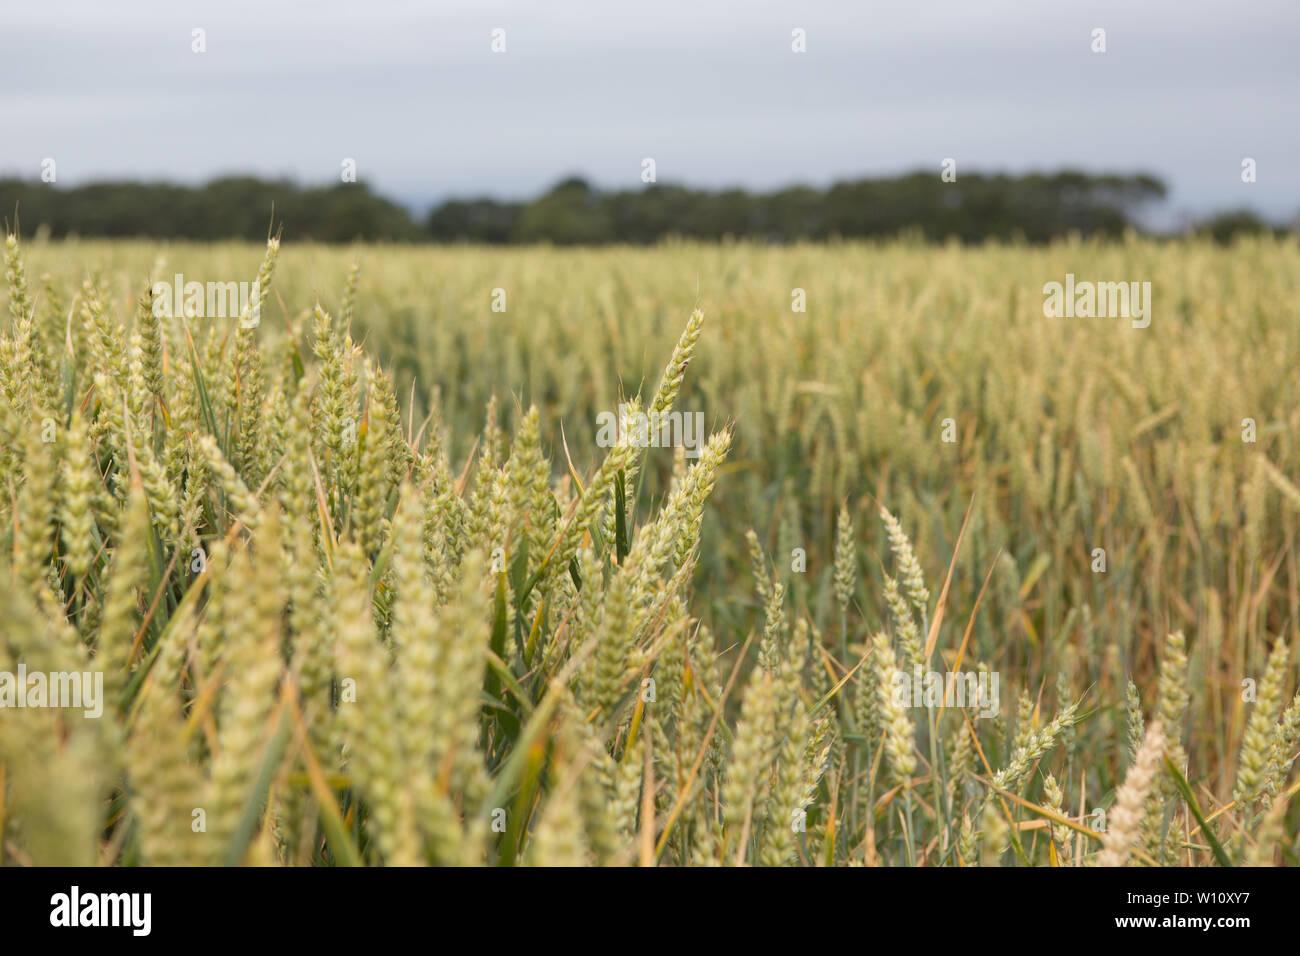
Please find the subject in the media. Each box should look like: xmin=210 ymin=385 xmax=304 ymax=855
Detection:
xmin=512 ymin=178 xmax=613 ymax=244
xmin=0 ymin=169 xmax=1239 ymax=246
xmin=1195 ymin=209 xmax=1277 ymax=244
xmin=427 ymin=199 xmax=522 ymax=244
xmin=0 ymin=177 xmax=423 ymax=242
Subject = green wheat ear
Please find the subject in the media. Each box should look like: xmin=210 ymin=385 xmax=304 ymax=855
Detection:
xmin=1234 ymin=636 xmax=1291 ymax=808
xmin=833 ymin=502 xmax=855 ymax=617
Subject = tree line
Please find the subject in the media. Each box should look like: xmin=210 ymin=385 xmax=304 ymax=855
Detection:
xmin=0 ymin=171 xmax=1285 ymax=244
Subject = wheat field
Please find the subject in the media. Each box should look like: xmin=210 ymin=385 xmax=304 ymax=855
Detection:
xmin=1 ymin=232 xmax=1298 ymax=866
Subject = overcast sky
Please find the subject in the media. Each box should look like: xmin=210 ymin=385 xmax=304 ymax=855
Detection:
xmin=3 ymin=0 xmax=1298 ymax=223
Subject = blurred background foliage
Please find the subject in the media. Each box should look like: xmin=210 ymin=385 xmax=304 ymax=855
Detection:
xmin=3 ymin=171 xmax=1289 ymax=245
